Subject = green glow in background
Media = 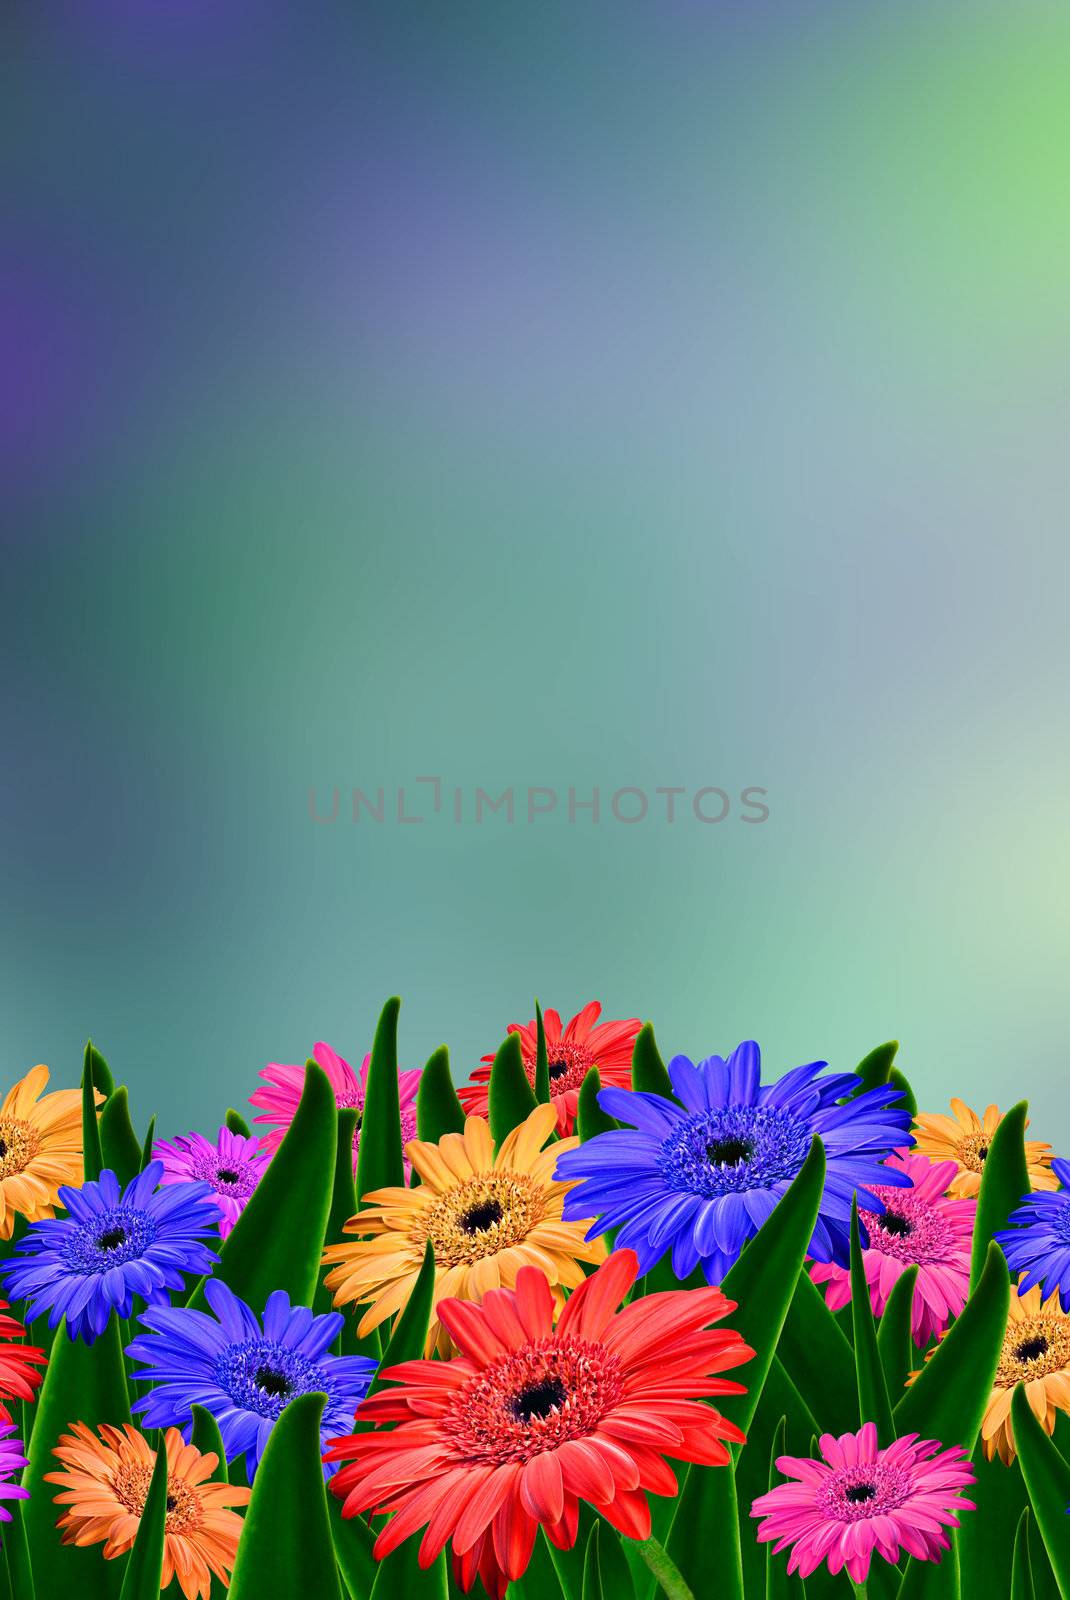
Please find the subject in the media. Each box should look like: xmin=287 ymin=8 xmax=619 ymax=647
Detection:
xmin=3 ymin=3 xmax=1069 ymax=1143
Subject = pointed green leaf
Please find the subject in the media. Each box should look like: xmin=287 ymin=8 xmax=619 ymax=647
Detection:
xmin=118 ymin=1429 xmax=169 ymax=1600
xmin=82 ymin=1040 xmax=105 ymax=1184
xmin=487 ymin=1032 xmax=538 ymax=1146
xmin=191 ymin=1403 xmax=228 ymax=1482
xmin=1012 ymin=1385 xmax=1070 ymax=1594
xmin=780 ymin=1271 xmax=859 ymax=1436
xmin=2 ymin=1499 xmax=34 ymax=1600
xmin=578 ymin=1068 xmax=618 ymax=1143
xmin=416 ymin=1046 xmax=465 ymax=1141
xmin=226 ymin=1108 xmax=252 ymax=1138
xmin=582 ymin=1522 xmax=605 ymax=1600
xmin=1012 ymin=1509 xmax=1036 ymax=1600
xmin=356 ymin=1242 xmax=435 ymax=1426
xmin=328 ymin=1491 xmax=377 ymax=1600
xmin=367 ymin=1522 xmax=448 ymax=1600
xmin=631 ymin=1023 xmax=674 ymax=1100
xmin=187 ymin=1061 xmax=336 ymax=1312
xmin=666 ymin=1450 xmax=742 ymax=1599
xmin=851 ymin=1200 xmax=895 ymax=1443
xmin=23 ymin=1318 xmax=131 ymax=1597
xmin=99 ymin=1088 xmax=143 ymax=1188
xmin=894 ymin=1242 xmax=1009 ymax=1452
xmin=877 ymin=1266 xmax=918 ymax=1399
xmin=318 ymin=1109 xmax=379 ymax=1359
xmin=895 ymin=1543 xmax=959 ymax=1599
xmin=355 ymin=998 xmax=405 ymax=1200
xmin=229 ymin=1393 xmax=342 ymax=1600
xmin=971 ymin=1101 xmax=1029 ymax=1292
xmin=534 ymin=1001 xmax=551 ymax=1104
xmin=139 ymin=1115 xmax=157 ymax=1171
xmin=87 ymin=1042 xmax=115 ymax=1099
xmin=763 ymin=1417 xmax=804 ymax=1600
xmin=958 ymin=1447 xmax=1028 ymax=1600
xmin=888 ymin=1067 xmax=917 ymax=1118
xmin=853 ymin=1041 xmax=899 ymax=1095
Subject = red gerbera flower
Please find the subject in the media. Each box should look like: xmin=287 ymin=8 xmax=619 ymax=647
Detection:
xmin=325 ymin=1249 xmax=753 ymax=1594
xmin=459 ymin=1003 xmax=642 ymax=1136
xmin=0 ymin=1300 xmax=46 ymax=1405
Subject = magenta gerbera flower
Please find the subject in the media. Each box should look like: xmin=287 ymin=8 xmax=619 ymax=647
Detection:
xmin=251 ymin=1042 xmax=422 ymax=1180
xmin=808 ymin=1150 xmax=975 ymax=1346
xmin=153 ymin=1126 xmax=268 ymax=1239
xmin=751 ymin=1423 xmax=975 ymax=1585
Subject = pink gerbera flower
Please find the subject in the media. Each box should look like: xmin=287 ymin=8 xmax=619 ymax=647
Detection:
xmin=751 ymin=1423 xmax=975 ymax=1585
xmin=809 ymin=1150 xmax=975 ymax=1346
xmin=459 ymin=1003 xmax=642 ymax=1137
xmin=153 ymin=1126 xmax=268 ymax=1240
xmin=251 ymin=1042 xmax=422 ymax=1180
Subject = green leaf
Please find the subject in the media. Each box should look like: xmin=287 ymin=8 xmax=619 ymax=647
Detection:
xmin=780 ymin=1272 xmax=859 ymax=1436
xmin=763 ymin=1417 xmax=804 ymax=1600
xmin=1 ymin=1500 xmax=34 ymax=1600
xmin=958 ymin=1447 xmax=1028 ymax=1600
xmin=317 ymin=1109 xmax=380 ymax=1360
xmin=1012 ymin=1509 xmax=1036 ymax=1600
xmin=895 ymin=1544 xmax=959 ymax=1599
xmin=191 ymin=1403 xmax=228 ymax=1482
xmin=355 ymin=998 xmax=405 ymax=1200
xmin=356 ymin=1241 xmax=435 ymax=1423
xmin=229 ymin=1394 xmax=342 ymax=1600
xmin=99 ymin=1088 xmax=143 ymax=1187
xmin=853 ymin=1040 xmax=899 ymax=1095
xmin=667 ymin=1140 xmax=827 ymax=1596
xmin=510 ymin=1529 xmax=568 ymax=1600
xmin=23 ymin=1319 xmax=132 ymax=1598
xmin=367 ymin=1523 xmax=448 ymax=1600
xmin=328 ymin=1491 xmax=378 ymax=1600
xmin=1012 ymin=1385 xmax=1070 ymax=1595
xmin=226 ymin=1108 xmax=252 ymax=1138
xmin=851 ymin=1199 xmax=895 ymax=1443
xmin=82 ymin=1039 xmax=105 ymax=1184
xmin=877 ymin=1267 xmax=918 ymax=1399
xmin=87 ymin=1042 xmax=115 ymax=1099
xmin=583 ymin=1522 xmax=605 ymax=1600
xmin=970 ymin=1101 xmax=1029 ymax=1292
xmin=894 ymin=1242 xmax=1010 ymax=1452
xmin=578 ymin=1068 xmax=618 ymax=1142
xmin=631 ymin=1539 xmax=696 ymax=1600
xmin=534 ymin=1001 xmax=551 ymax=1104
xmin=888 ymin=1067 xmax=917 ymax=1118
xmin=631 ymin=1023 xmax=674 ymax=1100
xmin=118 ymin=1430 xmax=169 ymax=1600
xmin=139 ymin=1115 xmax=157 ymax=1171
xmin=187 ymin=1061 xmax=336 ymax=1312
xmin=487 ymin=1031 xmax=538 ymax=1146
xmin=416 ymin=1046 xmax=466 ymax=1141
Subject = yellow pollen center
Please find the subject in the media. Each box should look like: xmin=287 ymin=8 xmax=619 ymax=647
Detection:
xmin=0 ymin=1118 xmax=40 ymax=1179
xmin=957 ymin=1132 xmax=992 ymax=1174
xmin=996 ymin=1313 xmax=1070 ymax=1386
xmin=421 ymin=1172 xmax=546 ymax=1266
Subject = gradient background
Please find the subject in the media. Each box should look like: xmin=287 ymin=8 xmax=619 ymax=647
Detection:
xmin=3 ymin=2 xmax=1069 ymax=1147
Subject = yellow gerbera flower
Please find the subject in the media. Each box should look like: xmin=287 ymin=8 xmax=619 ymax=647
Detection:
xmin=321 ymin=1103 xmax=606 ymax=1355
xmin=912 ymin=1098 xmax=1055 ymax=1199
xmin=980 ymin=1282 xmax=1070 ymax=1463
xmin=0 ymin=1065 xmax=89 ymax=1240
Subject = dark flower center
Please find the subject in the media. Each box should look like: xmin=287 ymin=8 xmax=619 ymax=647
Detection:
xmin=1016 ymin=1337 xmax=1050 ymax=1363
xmin=255 ymin=1366 xmax=292 ymax=1398
xmin=0 ymin=1140 xmax=6 ymax=1159
xmin=548 ymin=1058 xmax=569 ymax=1082
xmin=510 ymin=1375 xmax=567 ymax=1422
xmin=880 ymin=1212 xmax=914 ymax=1238
xmin=977 ymin=1145 xmax=988 ymax=1163
xmin=705 ymin=1137 xmax=754 ymax=1167
xmin=460 ymin=1199 xmax=504 ymax=1234
xmin=845 ymin=1483 xmax=877 ymax=1504
xmin=216 ymin=1168 xmax=241 ymax=1184
xmin=98 ymin=1227 xmax=127 ymax=1251
xmin=166 ymin=1495 xmax=176 ymax=1512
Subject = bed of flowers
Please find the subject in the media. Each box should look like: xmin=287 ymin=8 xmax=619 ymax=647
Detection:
xmin=2 ymin=999 xmax=1070 ymax=1600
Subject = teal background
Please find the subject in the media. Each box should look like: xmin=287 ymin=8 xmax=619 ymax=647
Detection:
xmin=3 ymin=3 xmax=1068 ymax=1146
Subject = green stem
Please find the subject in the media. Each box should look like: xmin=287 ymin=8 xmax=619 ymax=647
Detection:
xmin=632 ymin=1538 xmax=696 ymax=1600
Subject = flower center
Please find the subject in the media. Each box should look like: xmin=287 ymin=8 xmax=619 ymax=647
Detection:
xmin=98 ymin=1227 xmax=127 ymax=1251
xmin=1016 ymin=1336 xmax=1049 ymax=1363
xmin=845 ymin=1483 xmax=877 ymax=1503
xmin=880 ymin=1212 xmax=913 ymax=1238
xmin=521 ymin=1040 xmax=594 ymax=1096
xmin=997 ymin=1311 xmax=1070 ymax=1385
xmin=422 ymin=1172 xmax=547 ymax=1267
xmin=61 ymin=1207 xmax=157 ymax=1274
xmin=215 ymin=1338 xmax=328 ymax=1420
xmin=510 ymin=1375 xmax=566 ymax=1421
xmin=0 ymin=1118 xmax=39 ymax=1180
xmin=441 ymin=1336 xmax=624 ymax=1465
xmin=821 ymin=1463 xmax=911 ymax=1522
xmin=658 ymin=1105 xmax=810 ymax=1198
xmin=858 ymin=1183 xmax=957 ymax=1268
xmin=460 ymin=1199 xmax=503 ymax=1234
xmin=705 ymin=1137 xmax=754 ymax=1167
xmin=254 ymin=1365 xmax=291 ymax=1398
xmin=957 ymin=1132 xmax=992 ymax=1174
xmin=216 ymin=1168 xmax=241 ymax=1185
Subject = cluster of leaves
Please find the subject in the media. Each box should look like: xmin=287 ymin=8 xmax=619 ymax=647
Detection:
xmin=4 ymin=1014 xmax=1070 ymax=1600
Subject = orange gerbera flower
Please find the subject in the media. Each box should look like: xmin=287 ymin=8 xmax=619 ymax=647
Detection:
xmin=0 ymin=1064 xmax=93 ymax=1239
xmin=46 ymin=1424 xmax=251 ymax=1599
xmin=981 ymin=1282 xmax=1070 ymax=1463
xmin=912 ymin=1099 xmax=1055 ymax=1199
xmin=460 ymin=1003 xmax=642 ymax=1136
xmin=321 ymin=1104 xmax=605 ymax=1356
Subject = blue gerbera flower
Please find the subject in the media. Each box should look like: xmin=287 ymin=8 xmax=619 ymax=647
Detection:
xmin=125 ymin=1279 xmax=376 ymax=1479
xmin=554 ymin=1040 xmax=914 ymax=1282
xmin=996 ymin=1158 xmax=1070 ymax=1309
xmin=0 ymin=1162 xmax=220 ymax=1343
